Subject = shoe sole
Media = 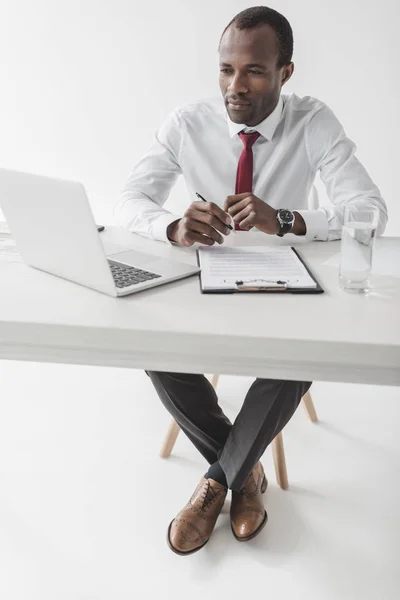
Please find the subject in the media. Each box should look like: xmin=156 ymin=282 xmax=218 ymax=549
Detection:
xmin=166 ymin=519 xmax=210 ymax=556
xmin=231 ymin=473 xmax=268 ymax=543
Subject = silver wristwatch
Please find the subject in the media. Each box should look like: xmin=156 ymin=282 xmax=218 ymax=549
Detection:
xmin=276 ymin=209 xmax=295 ymax=237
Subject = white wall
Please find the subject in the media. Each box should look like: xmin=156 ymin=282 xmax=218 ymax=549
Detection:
xmin=0 ymin=0 xmax=398 ymax=234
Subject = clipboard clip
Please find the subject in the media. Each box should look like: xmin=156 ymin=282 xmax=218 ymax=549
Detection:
xmin=234 ymin=279 xmax=288 ymax=291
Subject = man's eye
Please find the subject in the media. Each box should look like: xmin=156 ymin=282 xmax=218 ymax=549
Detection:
xmin=220 ymin=68 xmax=233 ymax=74
xmin=249 ymin=70 xmax=263 ymax=75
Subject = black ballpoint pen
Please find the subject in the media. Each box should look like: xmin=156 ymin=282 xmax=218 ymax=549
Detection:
xmin=195 ymin=192 xmax=233 ymax=230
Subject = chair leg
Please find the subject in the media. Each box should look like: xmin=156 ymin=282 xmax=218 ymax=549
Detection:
xmin=210 ymin=374 xmax=219 ymax=389
xmin=302 ymin=390 xmax=318 ymax=423
xmin=272 ymin=432 xmax=289 ymax=490
xmin=159 ymin=419 xmax=181 ymax=458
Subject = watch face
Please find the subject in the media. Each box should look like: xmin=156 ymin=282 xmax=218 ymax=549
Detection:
xmin=279 ymin=209 xmax=293 ymax=224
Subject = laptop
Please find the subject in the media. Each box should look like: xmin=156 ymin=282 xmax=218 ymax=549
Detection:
xmin=0 ymin=168 xmax=200 ymax=296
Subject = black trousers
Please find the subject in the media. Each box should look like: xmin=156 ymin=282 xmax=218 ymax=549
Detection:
xmin=148 ymin=371 xmax=311 ymax=492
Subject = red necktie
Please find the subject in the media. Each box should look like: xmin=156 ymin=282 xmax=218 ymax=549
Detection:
xmin=234 ymin=131 xmax=260 ymax=230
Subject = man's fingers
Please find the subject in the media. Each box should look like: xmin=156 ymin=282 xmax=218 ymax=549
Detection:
xmin=184 ymin=231 xmax=215 ymax=246
xmin=184 ymin=218 xmax=224 ymax=244
xmin=188 ymin=208 xmax=231 ymax=235
xmin=193 ymin=201 xmax=232 ymax=228
xmin=226 ymin=197 xmax=250 ymax=217
xmin=238 ymin=214 xmax=256 ymax=230
xmin=223 ymin=193 xmax=251 ymax=211
xmin=191 ymin=221 xmax=224 ymax=244
xmin=235 ymin=206 xmax=255 ymax=229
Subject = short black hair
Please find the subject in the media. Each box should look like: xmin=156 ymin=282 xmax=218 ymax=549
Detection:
xmin=220 ymin=6 xmax=294 ymax=68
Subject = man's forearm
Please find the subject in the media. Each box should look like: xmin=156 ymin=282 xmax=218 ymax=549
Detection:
xmin=114 ymin=192 xmax=181 ymax=243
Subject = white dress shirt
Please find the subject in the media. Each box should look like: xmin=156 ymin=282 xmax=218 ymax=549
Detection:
xmin=114 ymin=93 xmax=387 ymax=243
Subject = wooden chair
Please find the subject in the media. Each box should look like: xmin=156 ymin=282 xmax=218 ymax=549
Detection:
xmin=159 ymin=375 xmax=318 ymax=490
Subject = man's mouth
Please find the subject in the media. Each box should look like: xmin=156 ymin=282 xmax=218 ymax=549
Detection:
xmin=227 ymin=99 xmax=250 ymax=111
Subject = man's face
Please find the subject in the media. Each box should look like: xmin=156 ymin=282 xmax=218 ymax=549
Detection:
xmin=219 ymin=24 xmax=293 ymax=127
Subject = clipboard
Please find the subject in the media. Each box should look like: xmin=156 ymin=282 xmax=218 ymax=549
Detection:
xmin=196 ymin=246 xmax=324 ymax=294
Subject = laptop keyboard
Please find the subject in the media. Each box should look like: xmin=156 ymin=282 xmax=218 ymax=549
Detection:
xmin=108 ymin=259 xmax=161 ymax=288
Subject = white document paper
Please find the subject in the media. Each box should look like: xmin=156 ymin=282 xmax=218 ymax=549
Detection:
xmin=198 ymin=246 xmax=317 ymax=290
xmin=0 ymin=238 xmax=22 ymax=262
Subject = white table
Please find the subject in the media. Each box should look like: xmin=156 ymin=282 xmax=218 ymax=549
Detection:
xmin=0 ymin=227 xmax=399 ymax=385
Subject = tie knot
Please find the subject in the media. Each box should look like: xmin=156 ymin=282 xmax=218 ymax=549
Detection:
xmin=239 ymin=131 xmax=260 ymax=149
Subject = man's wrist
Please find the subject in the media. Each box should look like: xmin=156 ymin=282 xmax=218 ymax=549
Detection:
xmin=291 ymin=211 xmax=307 ymax=236
xmin=166 ymin=219 xmax=181 ymax=243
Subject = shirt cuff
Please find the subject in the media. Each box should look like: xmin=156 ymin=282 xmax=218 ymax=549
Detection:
xmin=151 ymin=213 xmax=182 ymax=245
xmin=295 ymin=209 xmax=329 ymax=241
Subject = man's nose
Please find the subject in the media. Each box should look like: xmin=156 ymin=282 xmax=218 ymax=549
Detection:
xmin=228 ymin=73 xmax=248 ymax=95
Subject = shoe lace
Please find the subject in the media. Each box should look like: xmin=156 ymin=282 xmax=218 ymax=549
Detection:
xmin=200 ymin=481 xmax=222 ymax=511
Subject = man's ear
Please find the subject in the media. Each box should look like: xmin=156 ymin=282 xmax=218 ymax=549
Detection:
xmin=281 ymin=62 xmax=294 ymax=86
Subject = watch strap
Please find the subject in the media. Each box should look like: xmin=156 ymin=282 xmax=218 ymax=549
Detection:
xmin=277 ymin=221 xmax=292 ymax=236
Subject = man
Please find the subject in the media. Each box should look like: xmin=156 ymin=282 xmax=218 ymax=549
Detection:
xmin=114 ymin=6 xmax=387 ymax=555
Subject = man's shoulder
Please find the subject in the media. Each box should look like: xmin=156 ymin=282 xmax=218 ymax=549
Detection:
xmin=283 ymin=93 xmax=331 ymax=118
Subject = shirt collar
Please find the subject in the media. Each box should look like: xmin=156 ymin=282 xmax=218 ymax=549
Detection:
xmin=226 ymin=95 xmax=284 ymax=140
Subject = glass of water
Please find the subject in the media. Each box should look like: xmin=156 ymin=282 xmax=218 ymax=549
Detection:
xmin=339 ymin=206 xmax=379 ymax=293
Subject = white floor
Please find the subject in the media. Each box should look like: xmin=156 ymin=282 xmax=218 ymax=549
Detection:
xmin=0 ymin=360 xmax=399 ymax=600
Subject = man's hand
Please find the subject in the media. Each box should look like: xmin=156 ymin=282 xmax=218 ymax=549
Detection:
xmin=167 ymin=201 xmax=232 ymax=246
xmin=223 ymin=193 xmax=279 ymax=234
xmin=223 ymin=193 xmax=307 ymax=235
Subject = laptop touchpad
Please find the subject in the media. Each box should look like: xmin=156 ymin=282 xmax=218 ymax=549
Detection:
xmin=108 ymin=249 xmax=169 ymax=272
xmin=108 ymin=249 xmax=195 ymax=277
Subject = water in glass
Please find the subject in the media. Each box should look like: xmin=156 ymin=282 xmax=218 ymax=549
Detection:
xmin=339 ymin=221 xmax=376 ymax=292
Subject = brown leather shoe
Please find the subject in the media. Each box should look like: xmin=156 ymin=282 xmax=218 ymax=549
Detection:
xmin=167 ymin=476 xmax=228 ymax=555
xmin=230 ymin=461 xmax=268 ymax=542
